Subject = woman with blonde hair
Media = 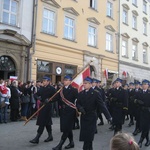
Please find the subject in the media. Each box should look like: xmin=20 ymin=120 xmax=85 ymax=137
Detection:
xmin=110 ymin=132 xmax=140 ymax=150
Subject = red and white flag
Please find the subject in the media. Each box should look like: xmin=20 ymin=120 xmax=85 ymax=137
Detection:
xmin=71 ymin=66 xmax=90 ymax=92
xmin=9 ymin=76 xmax=18 ymax=82
xmin=104 ymin=68 xmax=108 ymax=80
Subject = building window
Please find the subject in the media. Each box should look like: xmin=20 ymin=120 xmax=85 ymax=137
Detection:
xmin=143 ymin=21 xmax=147 ymax=35
xmin=88 ymin=25 xmax=97 ymax=47
xmin=122 ymin=40 xmax=128 ymax=57
xmin=122 ymin=9 xmax=128 ymax=24
xmin=2 ymin=0 xmax=18 ymax=26
xmin=106 ymin=33 xmax=113 ymax=52
xmin=90 ymin=0 xmax=97 ymax=10
xmin=143 ymin=49 xmax=147 ymax=63
xmin=132 ymin=15 xmax=137 ymax=29
xmin=132 ymin=44 xmax=137 ymax=60
xmin=42 ymin=8 xmax=55 ymax=35
xmin=64 ymin=16 xmax=75 ymax=40
xmin=132 ymin=0 xmax=137 ymax=6
xmin=143 ymin=0 xmax=147 ymax=13
xmin=107 ymin=1 xmax=113 ymax=18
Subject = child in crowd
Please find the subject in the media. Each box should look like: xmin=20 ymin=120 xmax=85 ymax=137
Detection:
xmin=110 ymin=132 xmax=140 ymax=150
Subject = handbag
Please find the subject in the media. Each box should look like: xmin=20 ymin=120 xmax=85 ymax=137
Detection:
xmin=21 ymin=95 xmax=30 ymax=103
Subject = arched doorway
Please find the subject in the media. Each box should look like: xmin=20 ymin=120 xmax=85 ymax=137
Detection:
xmin=0 ymin=56 xmax=16 ymax=80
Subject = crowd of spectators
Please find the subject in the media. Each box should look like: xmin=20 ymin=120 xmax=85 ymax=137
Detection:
xmin=0 ymin=79 xmax=61 ymax=123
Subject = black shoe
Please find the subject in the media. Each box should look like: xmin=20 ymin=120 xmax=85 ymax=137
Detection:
xmin=98 ymin=122 xmax=104 ymax=126
xmin=44 ymin=133 xmax=53 ymax=142
xmin=138 ymin=142 xmax=142 ymax=148
xmin=95 ymin=129 xmax=98 ymax=134
xmin=74 ymin=125 xmax=80 ymax=129
xmin=132 ymin=129 xmax=138 ymax=136
xmin=52 ymin=140 xmax=65 ymax=150
xmin=145 ymin=141 xmax=150 ymax=147
xmin=128 ymin=121 xmax=134 ymax=127
xmin=29 ymin=133 xmax=41 ymax=144
xmin=109 ymin=125 xmax=114 ymax=130
xmin=65 ymin=141 xmax=74 ymax=149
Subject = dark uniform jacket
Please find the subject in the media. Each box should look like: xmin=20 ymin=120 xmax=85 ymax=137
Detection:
xmin=77 ymin=88 xmax=111 ymax=142
xmin=128 ymin=89 xmax=135 ymax=115
xmin=111 ymin=86 xmax=128 ymax=125
xmin=55 ymin=85 xmax=78 ymax=132
xmin=135 ymin=89 xmax=150 ymax=132
xmin=36 ymin=84 xmax=55 ymax=126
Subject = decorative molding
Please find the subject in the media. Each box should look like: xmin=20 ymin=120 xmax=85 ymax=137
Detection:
xmin=87 ymin=17 xmax=100 ymax=25
xmin=41 ymin=0 xmax=60 ymax=8
xmin=132 ymin=10 xmax=138 ymax=16
xmin=105 ymin=25 xmax=115 ymax=32
xmin=132 ymin=37 xmax=139 ymax=43
xmin=120 ymin=60 xmax=150 ymax=71
xmin=143 ymin=17 xmax=148 ymax=22
xmin=122 ymin=3 xmax=130 ymax=10
xmin=142 ymin=42 xmax=149 ymax=47
xmin=63 ymin=7 xmax=79 ymax=16
xmin=121 ymin=33 xmax=130 ymax=39
xmin=0 ymin=29 xmax=30 ymax=46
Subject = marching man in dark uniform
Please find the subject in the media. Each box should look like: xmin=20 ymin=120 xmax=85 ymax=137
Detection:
xmin=110 ymin=78 xmax=128 ymax=135
xmin=52 ymin=75 xmax=78 ymax=150
xmin=29 ymin=76 xmax=56 ymax=144
xmin=76 ymin=77 xmax=112 ymax=150
xmin=128 ymin=82 xmax=135 ymax=127
xmin=134 ymin=80 xmax=150 ymax=148
xmin=132 ymin=81 xmax=142 ymax=136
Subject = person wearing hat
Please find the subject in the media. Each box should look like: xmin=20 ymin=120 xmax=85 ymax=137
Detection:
xmin=92 ymin=79 xmax=104 ymax=127
xmin=30 ymin=76 xmax=56 ymax=144
xmin=52 ymin=75 xmax=78 ymax=150
xmin=134 ymin=79 xmax=150 ymax=148
xmin=76 ymin=76 xmax=112 ymax=150
xmin=132 ymin=81 xmax=142 ymax=136
xmin=110 ymin=78 xmax=128 ymax=135
xmin=128 ymin=82 xmax=135 ymax=127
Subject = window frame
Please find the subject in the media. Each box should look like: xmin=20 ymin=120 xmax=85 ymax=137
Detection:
xmin=90 ymin=0 xmax=97 ymax=10
xmin=143 ymin=0 xmax=147 ymax=14
xmin=88 ymin=24 xmax=97 ymax=47
xmin=143 ymin=21 xmax=147 ymax=35
xmin=42 ymin=7 xmax=56 ymax=35
xmin=143 ymin=48 xmax=148 ymax=63
xmin=64 ymin=15 xmax=76 ymax=41
xmin=122 ymin=9 xmax=128 ymax=24
xmin=106 ymin=32 xmax=113 ymax=52
xmin=107 ymin=1 xmax=113 ymax=18
xmin=1 ymin=0 xmax=19 ymax=26
xmin=132 ymin=43 xmax=138 ymax=60
xmin=121 ymin=39 xmax=128 ymax=57
xmin=132 ymin=15 xmax=137 ymax=29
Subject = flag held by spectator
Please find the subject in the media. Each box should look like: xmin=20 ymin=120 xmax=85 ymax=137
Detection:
xmin=72 ymin=66 xmax=90 ymax=91
xmin=104 ymin=68 xmax=108 ymax=80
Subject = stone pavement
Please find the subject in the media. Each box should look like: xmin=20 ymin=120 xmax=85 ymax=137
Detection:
xmin=0 ymin=117 xmax=149 ymax=150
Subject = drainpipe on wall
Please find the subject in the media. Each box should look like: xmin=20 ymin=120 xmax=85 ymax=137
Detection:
xmin=117 ymin=0 xmax=121 ymax=78
xmin=27 ymin=0 xmax=38 ymax=81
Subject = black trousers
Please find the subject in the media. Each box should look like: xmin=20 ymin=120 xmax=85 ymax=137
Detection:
xmin=10 ymin=108 xmax=19 ymax=121
xmin=61 ymin=130 xmax=73 ymax=141
xmin=37 ymin=125 xmax=52 ymax=134
xmin=83 ymin=141 xmax=92 ymax=150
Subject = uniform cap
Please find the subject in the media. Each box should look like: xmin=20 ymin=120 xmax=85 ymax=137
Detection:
xmin=142 ymin=79 xmax=149 ymax=84
xmin=64 ymin=75 xmax=72 ymax=81
xmin=134 ymin=81 xmax=140 ymax=85
xmin=115 ymin=78 xmax=123 ymax=83
xmin=92 ymin=78 xmax=98 ymax=83
xmin=84 ymin=76 xmax=93 ymax=83
xmin=129 ymin=82 xmax=134 ymax=85
xmin=43 ymin=76 xmax=51 ymax=81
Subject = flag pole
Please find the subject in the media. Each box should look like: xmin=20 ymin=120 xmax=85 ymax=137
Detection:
xmin=23 ymin=58 xmax=95 ymax=126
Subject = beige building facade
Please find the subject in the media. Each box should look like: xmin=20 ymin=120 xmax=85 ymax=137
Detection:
xmin=31 ymin=0 xmax=119 ymax=84
xmin=119 ymin=0 xmax=150 ymax=82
